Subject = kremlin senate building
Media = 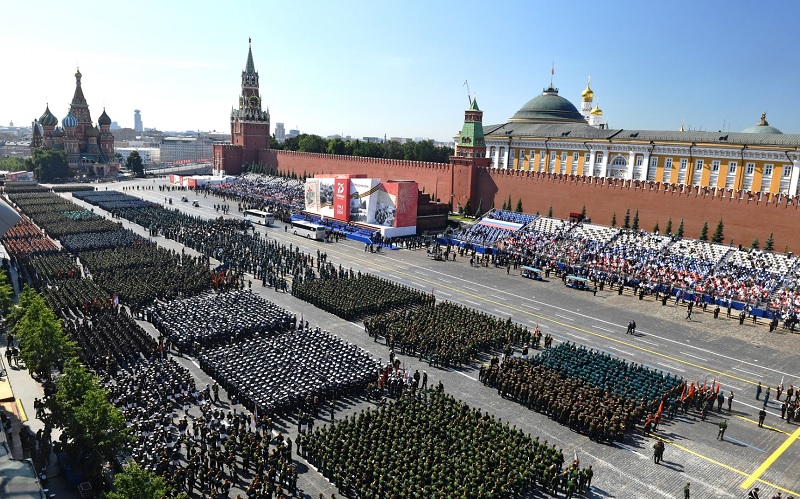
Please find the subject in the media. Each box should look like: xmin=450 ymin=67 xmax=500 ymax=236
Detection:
xmin=33 ymin=70 xmax=116 ymax=176
xmin=214 ymin=41 xmax=800 ymax=250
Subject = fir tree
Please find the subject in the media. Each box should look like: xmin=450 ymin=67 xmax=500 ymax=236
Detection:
xmin=677 ymin=219 xmax=685 ymax=238
xmin=515 ymin=198 xmax=523 ymax=213
xmin=699 ymin=221 xmax=709 ymax=241
xmin=507 ymin=195 xmax=513 ymax=212
xmin=623 ymin=209 xmax=631 ymax=229
xmin=665 ymin=218 xmax=673 ymax=235
xmin=653 ymin=221 xmax=660 ymax=234
xmin=765 ymin=232 xmax=775 ymax=252
xmin=712 ymin=218 xmax=725 ymax=243
xmin=547 ymin=206 xmax=553 ymax=217
xmin=610 ymin=212 xmax=617 ymax=227
xmin=751 ymin=238 xmax=760 ymax=249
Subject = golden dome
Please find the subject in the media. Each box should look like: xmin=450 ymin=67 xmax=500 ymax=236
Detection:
xmin=581 ymin=77 xmax=594 ymax=101
xmin=590 ymin=103 xmax=603 ymax=116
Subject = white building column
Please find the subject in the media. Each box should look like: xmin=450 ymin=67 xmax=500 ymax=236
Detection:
xmin=789 ymin=158 xmax=800 ymax=196
xmin=640 ymin=154 xmax=650 ymax=181
xmin=627 ymin=151 xmax=636 ymax=179
xmin=503 ymin=147 xmax=510 ymax=170
xmin=587 ymin=151 xmax=596 ymax=176
xmin=599 ymin=152 xmax=609 ymax=178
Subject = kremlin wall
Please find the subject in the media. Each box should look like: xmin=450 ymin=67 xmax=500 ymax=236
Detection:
xmin=216 ymin=42 xmax=800 ymax=252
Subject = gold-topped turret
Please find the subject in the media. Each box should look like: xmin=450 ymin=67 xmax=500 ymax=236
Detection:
xmin=581 ymin=76 xmax=594 ymax=101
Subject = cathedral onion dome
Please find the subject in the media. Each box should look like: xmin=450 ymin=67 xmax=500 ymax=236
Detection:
xmin=590 ymin=103 xmax=603 ymax=116
xmin=98 ymin=109 xmax=111 ymax=126
xmin=510 ymin=86 xmax=585 ymax=122
xmin=85 ymin=125 xmax=99 ymax=137
xmin=39 ymin=105 xmax=58 ymax=127
xmin=581 ymin=78 xmax=594 ymax=101
xmin=62 ymin=111 xmax=78 ymax=129
xmin=53 ymin=127 xmax=63 ymax=137
xmin=741 ymin=112 xmax=782 ymax=134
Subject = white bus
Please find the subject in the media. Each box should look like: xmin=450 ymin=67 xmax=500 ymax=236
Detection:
xmin=243 ymin=209 xmax=275 ymax=226
xmin=291 ymin=220 xmax=327 ymax=240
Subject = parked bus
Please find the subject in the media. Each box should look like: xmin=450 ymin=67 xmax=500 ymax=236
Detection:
xmin=290 ymin=220 xmax=326 ymax=240
xmin=243 ymin=209 xmax=275 ymax=226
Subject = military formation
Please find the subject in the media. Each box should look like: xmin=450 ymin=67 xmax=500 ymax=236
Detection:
xmin=365 ymin=301 xmax=528 ymax=367
xmin=146 ymin=290 xmax=294 ymax=352
xmin=303 ymin=387 xmax=595 ymax=498
xmin=294 ymin=273 xmax=433 ymax=321
xmin=199 ymin=327 xmax=381 ymax=416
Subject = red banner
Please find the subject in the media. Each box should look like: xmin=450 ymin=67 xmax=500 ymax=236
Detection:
xmin=333 ymin=177 xmax=350 ymax=222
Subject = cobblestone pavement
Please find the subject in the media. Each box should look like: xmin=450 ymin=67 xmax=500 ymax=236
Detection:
xmin=3 ymin=178 xmax=797 ymax=498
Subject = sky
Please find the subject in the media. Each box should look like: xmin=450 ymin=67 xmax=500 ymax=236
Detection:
xmin=2 ymin=1 xmax=798 ymax=141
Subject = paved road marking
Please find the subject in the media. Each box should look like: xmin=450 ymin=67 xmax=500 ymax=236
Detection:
xmin=732 ymin=367 xmax=763 ymax=377
xmin=638 ymin=338 xmax=659 ymax=346
xmin=658 ymin=363 xmax=686 ymax=373
xmin=607 ymin=346 xmax=634 ymax=357
xmin=455 ymin=371 xmax=477 ymax=381
xmin=741 ymin=426 xmax=800 ymax=489
xmin=680 ymin=351 xmax=709 ymax=362
xmin=592 ymin=325 xmax=614 ymax=333
xmin=734 ymin=415 xmax=792 ymax=436
xmin=554 ymin=313 xmax=574 ymax=321
xmin=463 ymin=299 xmax=482 ymax=307
xmin=436 ymin=291 xmax=452 ymax=297
xmin=724 ymin=436 xmax=766 ymax=453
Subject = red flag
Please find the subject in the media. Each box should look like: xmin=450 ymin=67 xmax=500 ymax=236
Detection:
xmin=679 ymin=383 xmax=686 ymax=401
xmin=657 ymin=400 xmax=664 ymax=415
xmin=716 ymin=382 xmax=721 ymax=394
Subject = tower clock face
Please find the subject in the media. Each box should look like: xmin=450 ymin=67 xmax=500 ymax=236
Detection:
xmin=248 ymin=95 xmax=260 ymax=108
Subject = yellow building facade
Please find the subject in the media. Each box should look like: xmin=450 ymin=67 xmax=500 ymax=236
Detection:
xmin=477 ymin=85 xmax=800 ymax=196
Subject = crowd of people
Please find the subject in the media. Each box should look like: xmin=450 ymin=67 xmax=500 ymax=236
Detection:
xmin=0 ymin=217 xmax=59 ymax=262
xmin=303 ymin=387 xmax=594 ymax=498
xmin=454 ymin=210 xmax=800 ymax=318
xmin=198 ymin=327 xmax=381 ymax=416
xmin=293 ymin=273 xmax=433 ymax=321
xmin=365 ymin=301 xmax=527 ymax=367
xmin=202 ymin=174 xmax=305 ymax=213
xmin=146 ymin=290 xmax=294 ymax=352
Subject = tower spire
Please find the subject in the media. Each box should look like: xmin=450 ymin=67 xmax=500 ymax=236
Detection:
xmin=245 ymin=38 xmax=256 ymax=75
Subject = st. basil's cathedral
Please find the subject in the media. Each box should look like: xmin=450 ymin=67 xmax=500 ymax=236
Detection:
xmin=32 ymin=69 xmax=116 ymax=175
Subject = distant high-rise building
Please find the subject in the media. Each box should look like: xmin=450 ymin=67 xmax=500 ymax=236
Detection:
xmin=275 ymin=122 xmax=285 ymax=142
xmin=287 ymin=129 xmax=300 ymax=138
xmin=134 ymin=109 xmax=143 ymax=133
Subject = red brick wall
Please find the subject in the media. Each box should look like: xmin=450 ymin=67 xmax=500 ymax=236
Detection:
xmin=263 ymin=149 xmax=800 ymax=252
xmin=479 ymin=170 xmax=800 ymax=252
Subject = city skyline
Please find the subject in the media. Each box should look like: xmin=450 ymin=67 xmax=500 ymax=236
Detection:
xmin=3 ymin=1 xmax=799 ymax=142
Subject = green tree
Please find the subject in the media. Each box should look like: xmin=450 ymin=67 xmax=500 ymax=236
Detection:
xmin=27 ymin=148 xmax=69 ymax=182
xmin=677 ymin=218 xmax=685 ymax=238
xmin=298 ymin=134 xmax=327 ymax=153
xmin=547 ymin=206 xmax=553 ymax=217
xmin=463 ymin=199 xmax=472 ymax=217
xmin=49 ymin=358 xmax=129 ymax=479
xmin=283 ymin=135 xmax=300 ymax=151
xmin=765 ymin=232 xmax=775 ymax=252
xmin=107 ymin=462 xmax=173 ymax=499
xmin=384 ymin=140 xmax=404 ymax=159
xmin=623 ymin=209 xmax=631 ymax=229
xmin=515 ymin=198 xmax=523 ymax=213
xmin=7 ymin=285 xmax=38 ymax=329
xmin=13 ymin=293 xmax=77 ymax=380
xmin=506 ymin=195 xmax=512 ymax=211
xmin=475 ymin=198 xmax=483 ymax=217
xmin=326 ymin=138 xmax=346 ymax=155
xmin=0 ymin=156 xmax=27 ymax=172
xmin=0 ymin=270 xmax=13 ymax=316
xmin=699 ymin=221 xmax=709 ymax=241
xmin=632 ymin=210 xmax=640 ymax=231
xmin=712 ymin=218 xmax=725 ymax=243
xmin=653 ymin=221 xmax=660 ymax=233
xmin=125 ymin=151 xmax=144 ymax=177
xmin=665 ymin=218 xmax=673 ymax=235
xmin=610 ymin=212 xmax=617 ymax=227
xmin=414 ymin=140 xmax=438 ymax=162
xmin=750 ymin=238 xmax=760 ymax=249
xmin=580 ymin=205 xmax=587 ymax=218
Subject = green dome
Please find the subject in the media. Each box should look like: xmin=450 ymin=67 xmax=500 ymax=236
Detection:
xmin=741 ymin=113 xmax=782 ymax=134
xmin=85 ymin=125 xmax=99 ymax=137
xmin=511 ymin=86 xmax=585 ymax=122
xmin=39 ymin=105 xmax=58 ymax=127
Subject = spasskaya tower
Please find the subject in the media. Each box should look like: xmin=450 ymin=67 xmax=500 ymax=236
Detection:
xmin=213 ymin=39 xmax=271 ymax=175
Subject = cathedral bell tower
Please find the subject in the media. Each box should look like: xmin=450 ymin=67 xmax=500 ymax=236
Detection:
xmin=231 ymin=38 xmax=270 ymax=158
